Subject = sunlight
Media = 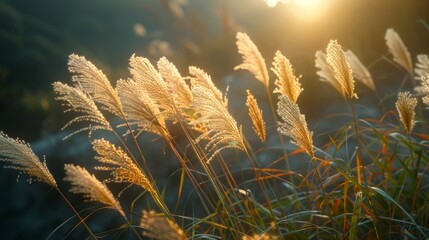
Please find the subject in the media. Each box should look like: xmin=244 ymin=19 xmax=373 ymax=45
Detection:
xmin=263 ymin=0 xmax=325 ymax=20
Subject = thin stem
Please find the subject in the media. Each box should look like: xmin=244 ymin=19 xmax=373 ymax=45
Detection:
xmin=55 ymin=187 xmax=97 ymax=239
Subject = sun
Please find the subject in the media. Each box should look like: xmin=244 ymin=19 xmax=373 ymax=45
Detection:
xmin=263 ymin=0 xmax=326 ymax=22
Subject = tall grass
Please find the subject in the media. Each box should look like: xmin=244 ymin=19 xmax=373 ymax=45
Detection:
xmin=1 ymin=28 xmax=429 ymax=239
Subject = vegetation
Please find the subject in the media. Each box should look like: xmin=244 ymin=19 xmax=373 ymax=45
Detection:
xmin=1 ymin=28 xmax=429 ymax=239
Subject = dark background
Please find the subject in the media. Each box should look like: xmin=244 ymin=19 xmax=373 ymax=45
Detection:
xmin=0 ymin=0 xmax=428 ymax=239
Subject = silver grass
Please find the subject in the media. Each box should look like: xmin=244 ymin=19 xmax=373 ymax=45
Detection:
xmin=0 ymin=132 xmax=56 ymax=187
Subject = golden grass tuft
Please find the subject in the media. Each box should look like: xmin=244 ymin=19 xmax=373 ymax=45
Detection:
xmin=52 ymin=82 xmax=112 ymax=138
xmin=0 ymin=132 xmax=57 ymax=187
xmin=92 ymin=139 xmax=155 ymax=195
xmin=157 ymin=57 xmax=192 ymax=111
xmin=277 ymin=95 xmax=314 ymax=158
xmin=345 ymin=50 xmax=376 ymax=92
xmin=396 ymin=92 xmax=417 ymax=135
xmin=272 ymin=50 xmax=303 ymax=103
xmin=235 ymin=32 xmax=270 ymax=87
xmin=326 ymin=40 xmax=358 ymax=100
xmin=129 ymin=54 xmax=175 ymax=118
xmin=64 ymin=164 xmax=125 ymax=217
xmin=315 ymin=50 xmax=345 ymax=97
xmin=385 ymin=28 xmax=413 ymax=73
xmin=189 ymin=66 xmax=226 ymax=106
xmin=140 ymin=210 xmax=187 ymax=240
xmin=68 ymin=54 xmax=124 ymax=117
xmin=191 ymin=85 xmax=245 ymax=163
xmin=246 ymin=90 xmax=266 ymax=143
xmin=420 ymin=74 xmax=429 ymax=106
xmin=116 ymin=79 xmax=167 ymax=136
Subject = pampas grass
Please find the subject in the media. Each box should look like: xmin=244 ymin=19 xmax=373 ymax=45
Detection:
xmin=2 ymin=27 xmax=429 ymax=239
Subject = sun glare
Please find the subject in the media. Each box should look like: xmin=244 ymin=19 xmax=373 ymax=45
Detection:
xmin=263 ymin=0 xmax=326 ymax=22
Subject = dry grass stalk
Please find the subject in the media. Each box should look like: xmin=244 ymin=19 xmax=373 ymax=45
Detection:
xmin=272 ymin=50 xmax=303 ymax=103
xmin=345 ymin=50 xmax=376 ymax=92
xmin=0 ymin=132 xmax=57 ymax=187
xmin=242 ymin=233 xmax=279 ymax=240
xmin=52 ymin=82 xmax=112 ymax=138
xmin=116 ymin=79 xmax=167 ymax=136
xmin=277 ymin=95 xmax=314 ymax=158
xmin=64 ymin=164 xmax=125 ymax=217
xmin=396 ymin=92 xmax=417 ymax=135
xmin=246 ymin=90 xmax=266 ymax=143
xmin=157 ymin=57 xmax=192 ymax=111
xmin=189 ymin=66 xmax=226 ymax=106
xmin=92 ymin=139 xmax=155 ymax=194
xmin=129 ymin=54 xmax=175 ymax=118
xmin=385 ymin=28 xmax=413 ymax=73
xmin=326 ymin=40 xmax=358 ymax=100
xmin=315 ymin=50 xmax=345 ymax=97
xmin=68 ymin=54 xmax=124 ymax=117
xmin=140 ymin=210 xmax=186 ymax=240
xmin=191 ymin=85 xmax=245 ymax=163
xmin=235 ymin=32 xmax=270 ymax=87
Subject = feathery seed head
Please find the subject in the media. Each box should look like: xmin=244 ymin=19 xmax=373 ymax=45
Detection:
xmin=68 ymin=54 xmax=124 ymax=117
xmin=92 ymin=139 xmax=155 ymax=194
xmin=53 ymin=82 xmax=112 ymax=139
xmin=116 ymin=79 xmax=167 ymax=137
xmin=396 ymin=92 xmax=417 ymax=135
xmin=0 ymin=132 xmax=56 ymax=187
xmin=326 ymin=40 xmax=358 ymax=100
xmin=345 ymin=50 xmax=376 ymax=92
xmin=315 ymin=50 xmax=345 ymax=97
xmin=246 ymin=90 xmax=266 ymax=143
xmin=129 ymin=55 xmax=175 ymax=118
xmin=272 ymin=51 xmax=303 ymax=103
xmin=422 ymin=73 xmax=429 ymax=105
xmin=64 ymin=164 xmax=125 ymax=217
xmin=385 ymin=28 xmax=413 ymax=73
xmin=140 ymin=210 xmax=186 ymax=240
xmin=157 ymin=57 xmax=192 ymax=111
xmin=235 ymin=32 xmax=270 ymax=87
xmin=414 ymin=54 xmax=429 ymax=82
xmin=191 ymin=85 xmax=245 ymax=163
xmin=277 ymin=95 xmax=314 ymax=158
xmin=189 ymin=66 xmax=226 ymax=106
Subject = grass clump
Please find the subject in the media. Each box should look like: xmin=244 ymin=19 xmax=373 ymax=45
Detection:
xmin=1 ymin=28 xmax=429 ymax=239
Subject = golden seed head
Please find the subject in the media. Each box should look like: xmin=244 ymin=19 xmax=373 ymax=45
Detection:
xmin=0 ymin=132 xmax=57 ymax=187
xmin=140 ymin=210 xmax=186 ymax=240
xmin=345 ymin=50 xmax=376 ymax=92
xmin=235 ymin=32 xmax=270 ymax=87
xmin=385 ymin=28 xmax=413 ymax=74
xmin=272 ymin=50 xmax=303 ymax=103
xmin=92 ymin=139 xmax=155 ymax=195
xmin=64 ymin=164 xmax=125 ymax=217
xmin=277 ymin=95 xmax=314 ymax=158
xmin=396 ymin=92 xmax=417 ymax=134
xmin=246 ymin=90 xmax=266 ymax=143
xmin=326 ymin=40 xmax=358 ymax=100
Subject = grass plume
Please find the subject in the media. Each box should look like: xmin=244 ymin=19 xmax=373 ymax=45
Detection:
xmin=272 ymin=50 xmax=303 ymax=102
xmin=276 ymin=95 xmax=314 ymax=158
xmin=396 ymin=92 xmax=417 ymax=135
xmin=385 ymin=28 xmax=413 ymax=73
xmin=246 ymin=90 xmax=266 ymax=143
xmin=0 ymin=132 xmax=56 ymax=187
xmin=235 ymin=32 xmax=270 ymax=87
xmin=64 ymin=164 xmax=125 ymax=217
